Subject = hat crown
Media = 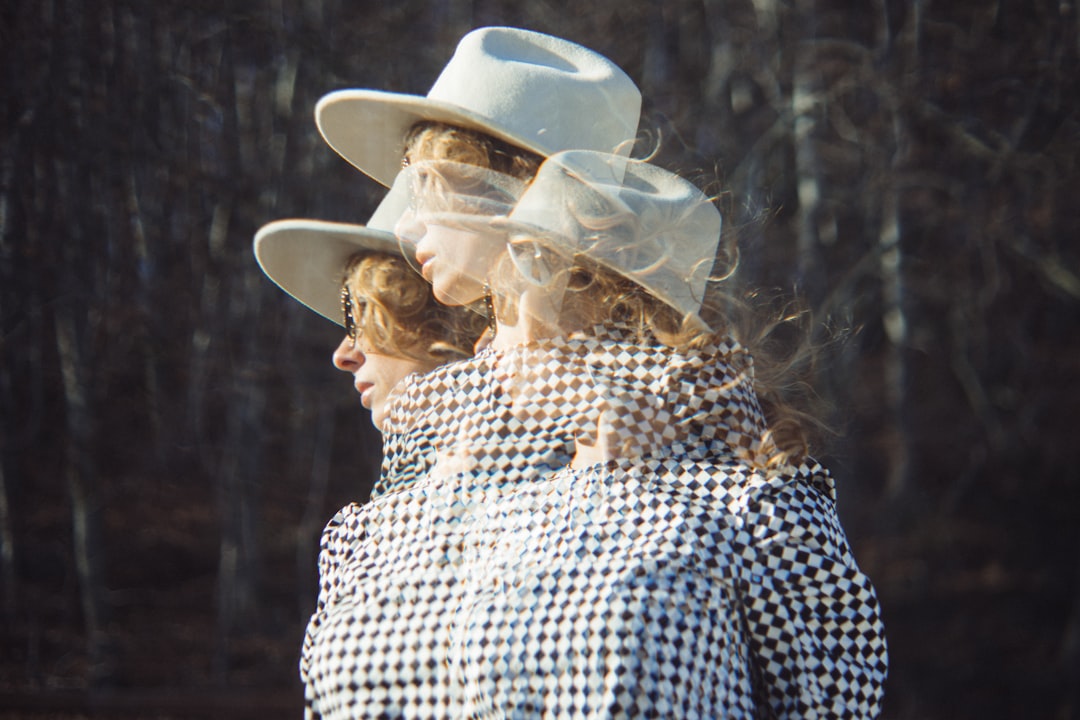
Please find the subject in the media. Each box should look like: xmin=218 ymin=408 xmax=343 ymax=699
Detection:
xmin=316 ymin=27 xmax=641 ymax=186
xmin=508 ymin=151 xmax=722 ymax=327
xmin=426 ymin=28 xmax=639 ymax=156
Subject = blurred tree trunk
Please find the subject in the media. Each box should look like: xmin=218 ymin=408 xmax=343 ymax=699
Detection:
xmin=0 ymin=107 xmax=17 ymax=625
xmin=295 ymin=404 xmax=334 ymax=617
xmin=55 ymin=301 xmax=109 ymax=680
xmin=210 ymin=198 xmax=258 ymax=683
xmin=0 ymin=460 xmax=14 ymax=622
xmin=212 ymin=25 xmax=269 ymax=680
xmin=877 ymin=0 xmax=920 ymax=500
xmin=51 ymin=142 xmax=111 ymax=675
xmin=878 ymin=182 xmax=909 ymax=498
xmin=125 ymin=167 xmax=166 ymax=460
xmin=49 ymin=0 xmax=112 ymax=683
xmin=790 ymin=0 xmax=826 ymax=298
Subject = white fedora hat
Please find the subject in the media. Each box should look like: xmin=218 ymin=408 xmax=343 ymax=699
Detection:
xmin=253 ymin=174 xmax=411 ymax=325
xmin=316 ymin=26 xmax=641 ymax=186
xmin=499 ymin=151 xmax=722 ymax=329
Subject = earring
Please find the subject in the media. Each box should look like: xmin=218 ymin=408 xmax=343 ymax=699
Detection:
xmin=483 ymin=283 xmax=498 ymax=339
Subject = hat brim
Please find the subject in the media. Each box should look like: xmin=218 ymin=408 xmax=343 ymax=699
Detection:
xmin=316 ymin=89 xmax=553 ymax=187
xmin=254 ymin=219 xmax=401 ymax=326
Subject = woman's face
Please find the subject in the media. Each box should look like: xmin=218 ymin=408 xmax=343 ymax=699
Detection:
xmin=395 ymin=150 xmax=507 ymax=307
xmin=332 ymin=335 xmax=434 ymax=430
xmin=409 ymin=221 xmax=503 ymax=306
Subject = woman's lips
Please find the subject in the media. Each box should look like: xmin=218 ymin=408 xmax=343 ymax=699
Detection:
xmin=354 ymin=380 xmax=374 ymax=407
xmin=415 ymin=250 xmax=435 ymax=280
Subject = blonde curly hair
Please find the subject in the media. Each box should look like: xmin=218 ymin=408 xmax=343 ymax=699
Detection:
xmin=403 ymin=122 xmax=544 ymax=180
xmin=342 ymin=251 xmax=487 ymax=363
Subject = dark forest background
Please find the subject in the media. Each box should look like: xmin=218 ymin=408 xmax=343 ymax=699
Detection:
xmin=1 ymin=0 xmax=1078 ymax=718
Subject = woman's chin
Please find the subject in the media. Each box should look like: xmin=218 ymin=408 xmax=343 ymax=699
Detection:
xmin=433 ymin=279 xmax=482 ymax=306
xmin=370 ymin=407 xmax=386 ymax=432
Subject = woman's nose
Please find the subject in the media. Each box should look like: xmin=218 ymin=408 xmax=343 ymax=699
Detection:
xmin=394 ymin=212 xmax=427 ymax=247
xmin=332 ymin=335 xmax=365 ymax=372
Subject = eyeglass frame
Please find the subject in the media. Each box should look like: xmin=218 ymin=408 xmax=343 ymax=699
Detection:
xmin=340 ymin=285 xmax=361 ymax=345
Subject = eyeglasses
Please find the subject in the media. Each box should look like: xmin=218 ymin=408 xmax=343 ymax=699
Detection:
xmin=340 ymin=285 xmax=359 ymax=343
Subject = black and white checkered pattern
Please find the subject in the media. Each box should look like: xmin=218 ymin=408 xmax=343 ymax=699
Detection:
xmin=300 ymin=326 xmax=887 ymax=719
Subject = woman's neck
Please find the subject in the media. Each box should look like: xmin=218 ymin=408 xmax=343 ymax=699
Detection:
xmin=489 ymin=286 xmax=575 ymax=351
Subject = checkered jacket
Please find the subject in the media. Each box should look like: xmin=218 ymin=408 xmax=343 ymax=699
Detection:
xmin=300 ymin=326 xmax=887 ymax=719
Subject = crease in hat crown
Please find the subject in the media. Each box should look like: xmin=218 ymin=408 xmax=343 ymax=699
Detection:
xmin=503 ymin=151 xmax=723 ymax=329
xmin=316 ymin=27 xmax=642 ymax=186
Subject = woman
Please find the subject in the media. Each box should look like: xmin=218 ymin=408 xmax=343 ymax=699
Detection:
xmin=304 ymin=25 xmax=886 ymax=719
xmin=255 ymin=218 xmax=496 ymax=720
xmin=381 ymin=132 xmax=889 ymax=718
